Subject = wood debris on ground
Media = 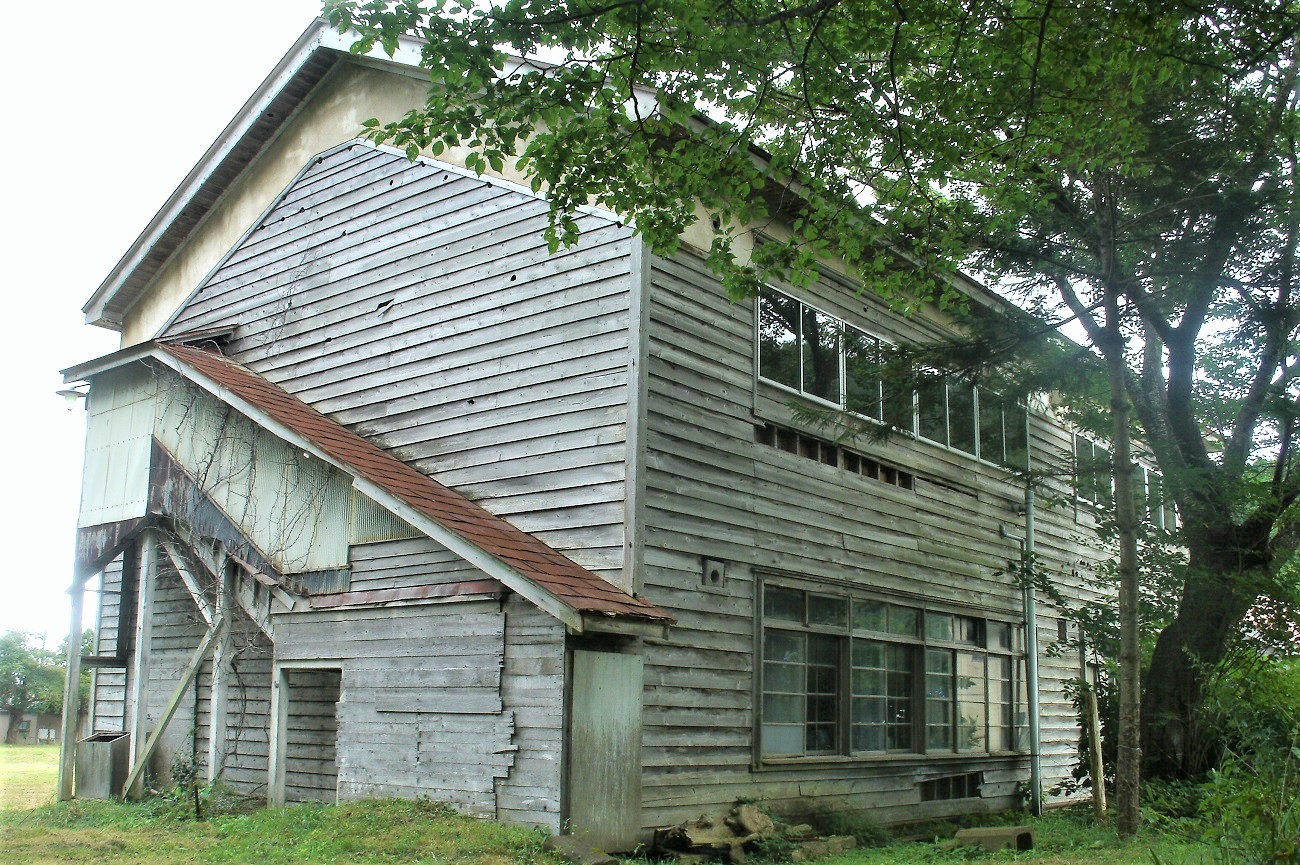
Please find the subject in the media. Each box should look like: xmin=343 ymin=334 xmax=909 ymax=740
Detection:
xmin=650 ymin=804 xmax=858 ymax=863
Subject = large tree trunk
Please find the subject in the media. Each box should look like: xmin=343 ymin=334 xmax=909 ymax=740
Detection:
xmin=4 ymin=715 xmax=22 ymax=744
xmin=1142 ymin=530 xmax=1268 ymax=778
xmin=1102 ymin=290 xmax=1143 ymax=838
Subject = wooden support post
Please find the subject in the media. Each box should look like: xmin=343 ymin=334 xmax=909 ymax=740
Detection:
xmin=120 ymin=615 xmax=227 ymax=800
xmin=267 ymin=664 xmax=290 ymax=806
xmin=1084 ymin=684 xmax=1108 ymax=821
xmin=207 ymin=567 xmax=232 ymax=783
xmin=125 ymin=531 xmax=157 ymax=799
xmin=56 ymin=576 xmax=87 ymax=801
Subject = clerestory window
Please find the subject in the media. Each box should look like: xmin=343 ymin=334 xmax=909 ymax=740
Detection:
xmin=757 ymin=288 xmax=1028 ymax=470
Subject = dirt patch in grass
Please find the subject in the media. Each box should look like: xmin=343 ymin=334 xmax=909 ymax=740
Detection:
xmin=0 ymin=744 xmax=59 ymax=810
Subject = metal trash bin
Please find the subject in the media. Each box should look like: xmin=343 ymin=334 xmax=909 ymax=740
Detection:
xmin=75 ymin=732 xmax=131 ymax=799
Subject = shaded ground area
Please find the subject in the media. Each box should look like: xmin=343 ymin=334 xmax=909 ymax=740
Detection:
xmin=0 ymin=744 xmax=59 ymax=810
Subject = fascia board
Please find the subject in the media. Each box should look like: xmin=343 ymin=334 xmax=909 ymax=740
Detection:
xmin=61 ymin=343 xmax=159 ymax=383
xmin=82 ymin=19 xmax=334 ymax=327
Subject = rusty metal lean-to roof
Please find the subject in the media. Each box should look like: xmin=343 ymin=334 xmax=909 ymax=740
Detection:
xmin=137 ymin=343 xmax=673 ymax=630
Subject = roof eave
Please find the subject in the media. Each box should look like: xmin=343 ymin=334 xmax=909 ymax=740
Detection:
xmin=82 ymin=19 xmax=336 ymax=329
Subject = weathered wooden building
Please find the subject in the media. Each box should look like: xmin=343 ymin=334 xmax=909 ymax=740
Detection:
xmin=60 ymin=19 xmax=1142 ymax=848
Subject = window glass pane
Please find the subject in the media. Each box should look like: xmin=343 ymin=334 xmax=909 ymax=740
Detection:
xmin=805 ymin=634 xmax=841 ymax=753
xmin=764 ymin=630 xmax=805 ymax=662
xmin=957 ymin=652 xmax=987 ymax=752
xmin=881 ymin=359 xmax=914 ymax=431
xmin=1003 ymin=403 xmax=1028 ymax=470
xmin=926 ymin=612 xmax=954 ymax=642
xmin=887 ymin=607 xmax=920 ymax=637
xmin=852 ymin=639 xmax=883 ymax=668
xmin=853 ymin=599 xmax=888 ymax=633
xmin=948 ymin=383 xmax=977 ymax=455
xmin=758 ymin=290 xmax=801 ymax=390
xmin=762 ymin=582 xmax=1020 ymax=761
xmin=925 ymin=649 xmax=955 ymax=751
xmin=852 ymin=637 xmax=914 ymax=753
xmin=801 ymin=309 xmax=841 ymax=403
xmin=989 ymin=656 xmax=1013 ymax=751
xmin=763 ymin=693 xmax=803 ymax=723
xmin=1074 ymin=435 xmax=1093 ymax=502
xmin=978 ymin=393 xmax=1005 ymax=464
xmin=916 ymin=374 xmax=947 ymax=443
xmin=956 ymin=616 xmax=983 ymax=646
xmin=844 ymin=327 xmax=882 ymax=419
xmin=764 ymin=587 xmax=804 ymax=623
xmin=765 ymin=661 xmax=803 ymax=692
xmin=762 ymin=724 xmax=804 ymax=756
xmin=808 ymin=594 xmax=849 ymax=628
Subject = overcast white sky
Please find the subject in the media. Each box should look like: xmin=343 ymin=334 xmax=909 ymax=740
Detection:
xmin=0 ymin=1 xmax=328 ymax=647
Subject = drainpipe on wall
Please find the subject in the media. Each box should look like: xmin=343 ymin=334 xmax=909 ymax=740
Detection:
xmin=1023 ymin=483 xmax=1043 ymax=818
xmin=1001 ymin=483 xmax=1043 ymax=818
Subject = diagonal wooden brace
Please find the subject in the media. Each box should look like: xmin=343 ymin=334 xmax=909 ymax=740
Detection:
xmin=121 ymin=613 xmax=228 ymax=799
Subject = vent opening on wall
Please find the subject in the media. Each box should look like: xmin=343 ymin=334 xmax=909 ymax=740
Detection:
xmin=920 ymin=771 xmax=984 ymax=802
xmin=755 ymin=423 xmax=914 ymax=491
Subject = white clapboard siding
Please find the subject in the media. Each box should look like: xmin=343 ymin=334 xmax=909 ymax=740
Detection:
xmin=275 ymin=600 xmax=513 ymax=817
xmin=91 ymin=556 xmax=127 ymax=733
xmin=163 ymin=144 xmax=637 ymax=589
xmin=141 ymin=567 xmax=210 ymax=789
xmin=635 ymin=248 xmax=1110 ymax=827
xmin=283 ymin=668 xmax=342 ymax=804
xmin=495 ymin=596 xmax=566 ymax=830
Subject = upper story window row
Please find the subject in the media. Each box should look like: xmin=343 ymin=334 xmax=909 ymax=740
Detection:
xmin=757 ymin=288 xmax=1029 ymax=470
xmin=1073 ymin=434 xmax=1178 ymax=530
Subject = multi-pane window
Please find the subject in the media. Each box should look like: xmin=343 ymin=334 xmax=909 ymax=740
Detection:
xmin=1142 ymin=467 xmax=1179 ymax=530
xmin=757 ymin=288 xmax=1028 ymax=470
xmin=1075 ymin=436 xmax=1178 ymax=529
xmin=759 ymin=580 xmax=1024 ymax=760
xmin=1073 ymin=435 xmax=1112 ymax=505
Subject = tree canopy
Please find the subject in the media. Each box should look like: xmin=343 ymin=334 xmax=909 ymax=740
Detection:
xmin=325 ymin=0 xmax=1300 ymax=789
xmin=0 ymin=631 xmax=66 ymax=743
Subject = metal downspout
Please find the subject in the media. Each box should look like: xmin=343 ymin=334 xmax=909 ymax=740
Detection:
xmin=1024 ymin=483 xmax=1043 ymax=817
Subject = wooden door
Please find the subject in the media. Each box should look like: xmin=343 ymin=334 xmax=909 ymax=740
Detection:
xmin=566 ymin=650 xmax=644 ymax=851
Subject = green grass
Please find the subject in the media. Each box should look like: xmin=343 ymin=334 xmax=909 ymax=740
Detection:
xmin=0 ymin=788 xmax=1214 ymax=865
xmin=0 ymin=744 xmax=60 ymax=810
xmin=821 ymin=809 xmax=1212 ymax=865
xmin=0 ymin=797 xmax=564 ymax=865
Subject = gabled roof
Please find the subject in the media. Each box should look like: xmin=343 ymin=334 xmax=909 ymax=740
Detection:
xmin=83 ymin=20 xmax=342 ymax=329
xmin=64 ymin=343 xmax=672 ymax=632
xmin=81 ymin=21 xmax=653 ymax=332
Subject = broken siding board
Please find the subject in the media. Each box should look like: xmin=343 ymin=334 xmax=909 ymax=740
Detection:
xmin=275 ymin=599 xmax=515 ymax=816
xmin=496 ymin=596 xmax=565 ymax=829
